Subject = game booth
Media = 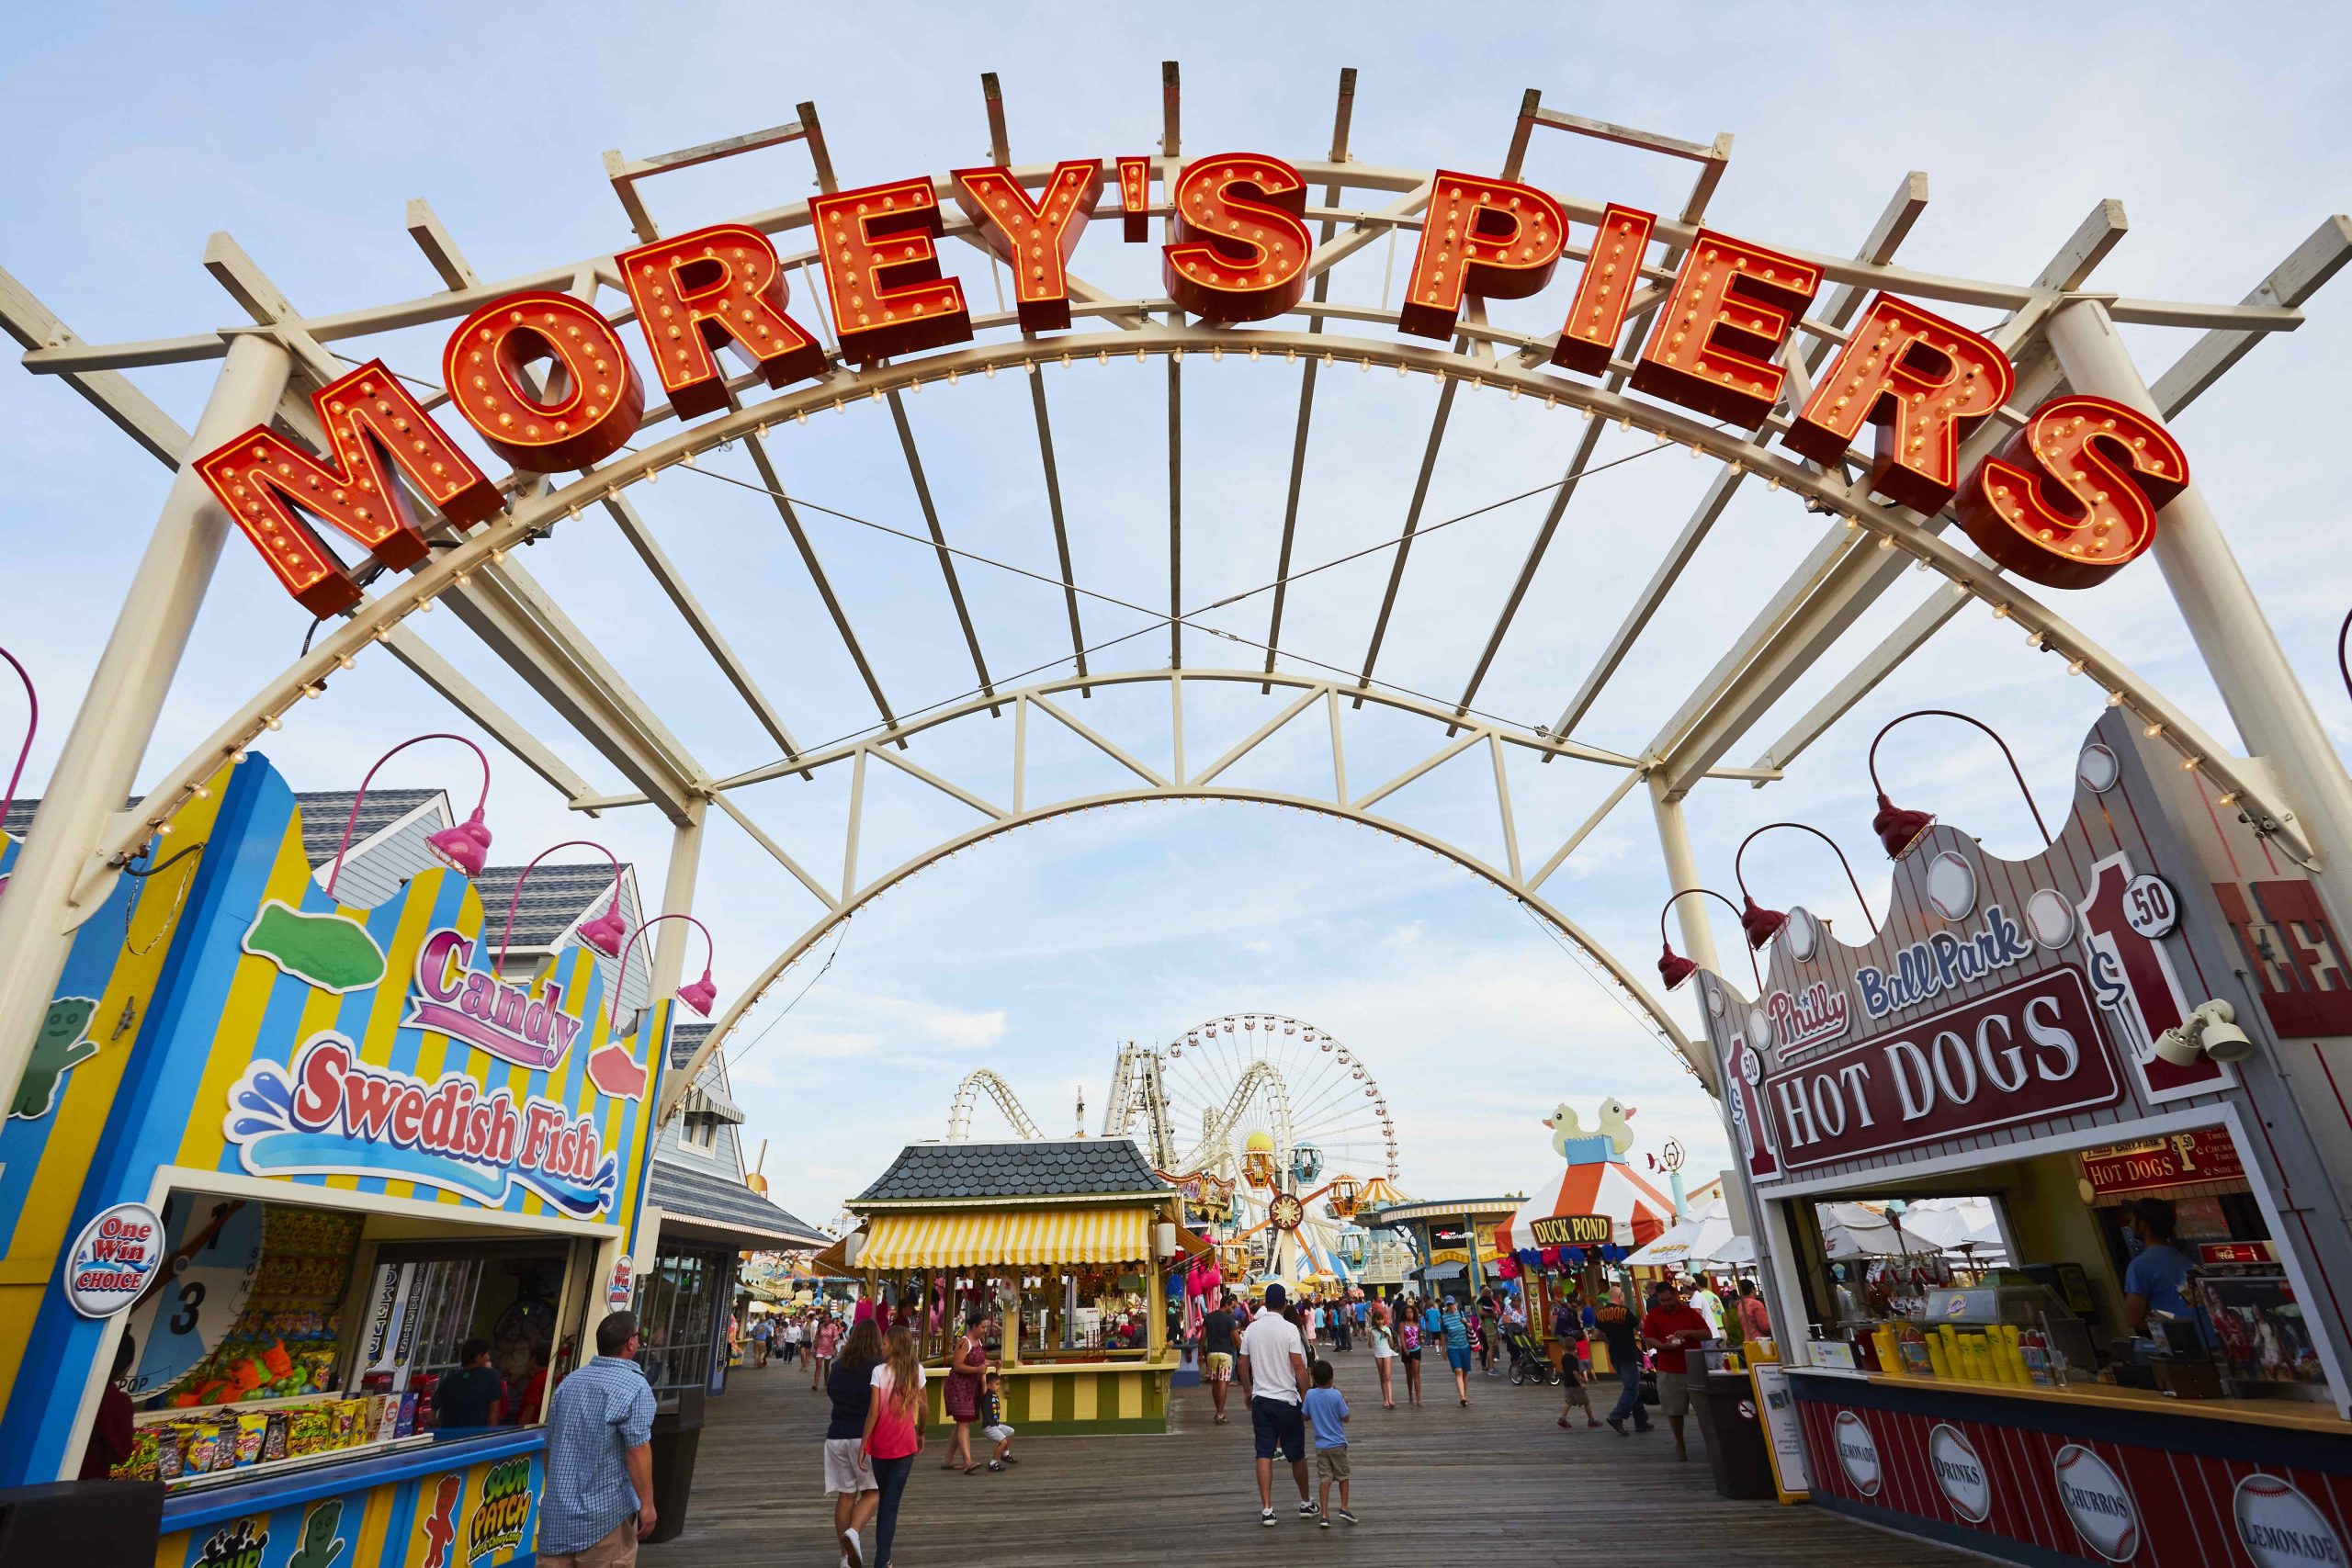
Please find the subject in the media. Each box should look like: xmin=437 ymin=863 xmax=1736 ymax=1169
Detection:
xmin=0 ymin=754 xmax=674 ymax=1565
xmin=821 ymin=1137 xmax=1208 ymax=1435
xmin=1490 ymin=1100 xmax=1679 ymax=1374
xmin=1703 ymin=710 xmax=2352 ymax=1564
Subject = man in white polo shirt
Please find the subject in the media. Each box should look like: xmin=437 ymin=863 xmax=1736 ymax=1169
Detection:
xmin=1237 ymin=1282 xmax=1315 ymax=1528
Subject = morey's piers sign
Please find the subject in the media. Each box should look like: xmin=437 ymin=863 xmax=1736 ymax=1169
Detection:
xmin=197 ymin=153 xmax=2196 ymax=617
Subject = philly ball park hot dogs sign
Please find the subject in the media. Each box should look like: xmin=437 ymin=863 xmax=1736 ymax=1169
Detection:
xmin=196 ymin=153 xmax=2194 ymax=615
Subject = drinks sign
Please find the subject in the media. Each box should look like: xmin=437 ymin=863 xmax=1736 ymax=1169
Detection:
xmin=1757 ymin=969 xmax=2122 ymax=1172
xmin=1928 ymin=1423 xmax=1993 ymax=1524
xmin=224 ymin=1032 xmax=619 ymax=1217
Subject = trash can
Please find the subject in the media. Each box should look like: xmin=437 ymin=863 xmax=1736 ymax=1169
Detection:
xmin=0 ymin=1480 xmax=164 ymax=1562
xmin=644 ymin=1385 xmax=706 ymax=1543
xmin=1690 ymin=1371 xmax=1776 ymax=1500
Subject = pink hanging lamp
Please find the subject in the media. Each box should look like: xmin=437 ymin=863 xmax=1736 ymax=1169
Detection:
xmin=324 ymin=733 xmax=494 ymax=898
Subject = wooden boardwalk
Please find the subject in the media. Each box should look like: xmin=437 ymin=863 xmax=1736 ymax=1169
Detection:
xmin=649 ymin=1351 xmax=1973 ymax=1566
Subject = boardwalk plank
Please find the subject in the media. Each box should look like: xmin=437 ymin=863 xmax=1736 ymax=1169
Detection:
xmin=648 ymin=1349 xmax=1974 ymax=1565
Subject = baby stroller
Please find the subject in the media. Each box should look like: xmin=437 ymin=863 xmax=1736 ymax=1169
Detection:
xmin=1504 ymin=1322 xmax=1558 ymax=1385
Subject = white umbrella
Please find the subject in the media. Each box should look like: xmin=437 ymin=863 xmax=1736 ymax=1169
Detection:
xmin=1624 ymin=1200 xmax=1733 ymax=1268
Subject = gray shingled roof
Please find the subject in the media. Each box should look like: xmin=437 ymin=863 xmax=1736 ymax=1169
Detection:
xmin=7 ymin=791 xmax=441 ymax=863
xmin=299 ymin=788 xmax=444 ymax=870
xmin=671 ymin=1022 xmax=711 ymax=1069
xmin=855 ymin=1138 xmax=1169 ymax=1204
xmin=650 ymin=1160 xmax=828 ymax=1247
xmin=473 ymin=862 xmax=628 ymax=950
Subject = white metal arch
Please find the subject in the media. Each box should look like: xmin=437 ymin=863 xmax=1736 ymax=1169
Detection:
xmin=945 ymin=1068 xmax=1044 ymax=1142
xmin=9 ymin=81 xmax=2339 ymax=1155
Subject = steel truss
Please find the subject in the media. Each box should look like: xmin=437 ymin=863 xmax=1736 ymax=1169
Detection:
xmin=4 ymin=69 xmax=2345 ymax=1136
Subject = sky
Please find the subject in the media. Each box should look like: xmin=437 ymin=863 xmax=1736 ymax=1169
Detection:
xmin=4 ymin=3 xmax=2349 ymax=1234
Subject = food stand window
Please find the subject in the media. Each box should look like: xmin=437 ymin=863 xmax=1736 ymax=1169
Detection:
xmin=359 ymin=1237 xmax=574 ymax=1413
xmin=635 ymin=1247 xmax=733 ymax=1393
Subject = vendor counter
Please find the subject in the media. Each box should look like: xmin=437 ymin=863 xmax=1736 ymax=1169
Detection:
xmin=1789 ymin=1366 xmax=2352 ymax=1567
xmin=923 ymin=1357 xmax=1174 ymax=1436
xmin=154 ymin=1427 xmax=542 ymax=1568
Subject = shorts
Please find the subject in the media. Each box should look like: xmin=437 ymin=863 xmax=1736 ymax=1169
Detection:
xmin=1446 ymin=1346 xmax=1474 ymax=1374
xmin=822 ymin=1437 xmax=876 ymax=1495
xmin=1205 ymin=1351 xmax=1234 ymax=1382
xmin=538 ymin=1517 xmax=638 ymax=1568
xmin=983 ymin=1423 xmax=1015 ymax=1445
xmin=1250 ymin=1395 xmax=1306 ymax=1463
xmin=1401 ymin=1346 xmax=1421 ymax=1361
xmin=1317 ymin=1447 xmax=1352 ymax=1482
xmin=1655 ymin=1370 xmax=1691 ymax=1419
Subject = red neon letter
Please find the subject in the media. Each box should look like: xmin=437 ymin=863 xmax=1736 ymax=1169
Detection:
xmin=1956 ymin=394 xmax=2188 ymax=589
xmin=196 ymin=358 xmax=499 ymax=616
xmin=1630 ymin=230 xmax=1821 ymax=429
xmin=810 ymin=176 xmax=973 ymax=365
xmin=616 ymin=222 xmax=825 ymax=419
xmin=1552 ymin=204 xmax=1657 ymax=376
xmin=951 ymin=161 xmax=1107 ymax=332
xmin=1396 ymin=173 xmax=1566 ymax=341
xmin=1163 ymin=153 xmax=1310 ymax=323
xmin=1117 ymin=155 xmax=1153 ymax=243
xmin=1784 ymin=295 xmax=2016 ymax=513
xmin=443 ymin=292 xmax=645 ymax=472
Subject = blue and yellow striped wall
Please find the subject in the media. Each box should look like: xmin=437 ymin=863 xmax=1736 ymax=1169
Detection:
xmin=0 ymin=752 xmax=671 ymax=1487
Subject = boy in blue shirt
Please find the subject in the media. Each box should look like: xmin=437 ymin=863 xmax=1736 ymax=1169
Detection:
xmin=1302 ymin=1360 xmax=1355 ymax=1527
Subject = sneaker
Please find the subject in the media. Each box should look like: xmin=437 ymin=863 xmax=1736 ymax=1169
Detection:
xmin=1261 ymin=1509 xmax=1276 ymax=1528
xmin=1336 ymin=1510 xmax=1359 ymax=1525
xmin=1606 ymin=1415 xmax=1627 ymax=1437
xmin=1319 ymin=1517 xmax=1332 ymax=1530
xmin=1299 ymin=1500 xmax=1319 ymax=1517
xmin=842 ymin=1528 xmax=865 ymax=1568
xmin=1001 ymin=1455 xmax=1018 ymax=1465
xmin=988 ymin=1460 xmax=1004 ymax=1472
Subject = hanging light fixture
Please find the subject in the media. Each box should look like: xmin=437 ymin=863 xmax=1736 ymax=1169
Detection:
xmin=1656 ymin=888 xmax=1758 ymax=992
xmin=1867 ymin=709 xmax=2054 ymax=860
xmin=498 ymin=840 xmax=631 ymax=971
xmin=609 ymin=912 xmax=719 ymax=1028
xmin=324 ymin=733 xmax=495 ymax=898
xmin=0 ymin=646 xmax=35 ymax=880
xmin=1733 ymin=822 xmax=1882 ymax=951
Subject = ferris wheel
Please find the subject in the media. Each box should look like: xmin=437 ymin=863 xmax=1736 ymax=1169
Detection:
xmin=1160 ymin=1014 xmax=1399 ymax=1187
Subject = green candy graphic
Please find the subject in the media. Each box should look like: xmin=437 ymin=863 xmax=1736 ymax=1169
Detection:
xmin=241 ymin=901 xmax=388 ymax=994
xmin=10 ymin=996 xmax=98 ymax=1119
xmin=288 ymin=1497 xmax=345 ymax=1568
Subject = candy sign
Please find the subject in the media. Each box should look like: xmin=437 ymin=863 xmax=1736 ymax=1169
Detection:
xmin=2053 ymin=1444 xmax=2140 ymax=1562
xmin=63 ymin=1201 xmax=162 ymax=1318
xmin=405 ymin=927 xmax=586 ymax=1072
xmin=224 ymin=1032 xmax=618 ymax=1217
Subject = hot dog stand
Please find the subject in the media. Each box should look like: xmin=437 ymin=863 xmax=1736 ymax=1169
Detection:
xmin=1705 ymin=711 xmax=2352 ymax=1565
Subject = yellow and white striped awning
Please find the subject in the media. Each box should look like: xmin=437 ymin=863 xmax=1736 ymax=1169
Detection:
xmin=859 ymin=1207 xmax=1153 ymax=1269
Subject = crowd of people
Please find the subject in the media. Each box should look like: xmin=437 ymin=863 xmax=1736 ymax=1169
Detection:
xmin=529 ymin=1270 xmax=1767 ymax=1562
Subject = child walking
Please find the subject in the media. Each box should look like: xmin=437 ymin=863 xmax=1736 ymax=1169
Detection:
xmin=980 ymin=1371 xmax=1019 ymax=1472
xmin=1302 ymin=1361 xmax=1355 ymax=1527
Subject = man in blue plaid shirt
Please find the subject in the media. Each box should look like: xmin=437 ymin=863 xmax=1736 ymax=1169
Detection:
xmin=537 ymin=1310 xmax=658 ymax=1565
